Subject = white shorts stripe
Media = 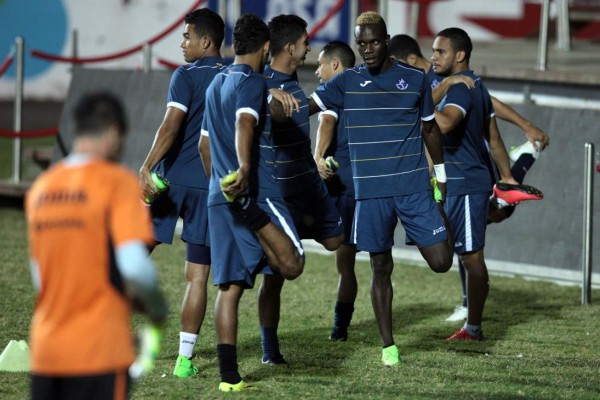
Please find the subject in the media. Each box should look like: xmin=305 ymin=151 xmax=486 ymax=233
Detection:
xmin=464 ymin=195 xmax=473 ymax=252
xmin=266 ymin=198 xmax=304 ymax=256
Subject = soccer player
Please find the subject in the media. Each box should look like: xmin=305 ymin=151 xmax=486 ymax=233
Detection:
xmin=138 ymin=8 xmax=225 ymax=378
xmin=431 ymin=27 xmax=525 ymax=340
xmin=310 ymin=11 xmax=454 ymax=366
xmin=26 ymin=92 xmax=168 ymax=400
xmin=313 ymin=40 xmax=358 ymax=341
xmin=257 ymin=14 xmax=344 ymax=365
xmin=388 ymin=34 xmax=548 ymax=322
xmin=199 ymin=13 xmax=305 ymax=392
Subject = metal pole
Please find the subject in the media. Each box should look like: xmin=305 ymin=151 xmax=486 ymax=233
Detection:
xmin=12 ymin=36 xmax=24 ymax=184
xmin=536 ymin=0 xmax=550 ymax=71
xmin=142 ymin=43 xmax=152 ymax=73
xmin=349 ymin=0 xmax=359 ymax=42
xmin=72 ymin=29 xmax=78 ymax=59
xmin=409 ymin=1 xmax=420 ymax=39
xmin=556 ymin=0 xmax=571 ymax=51
xmin=378 ymin=0 xmax=388 ymax=22
xmin=582 ymin=142 xmax=594 ymax=305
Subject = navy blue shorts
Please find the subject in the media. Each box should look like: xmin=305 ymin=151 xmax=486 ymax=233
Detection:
xmin=208 ymin=198 xmax=303 ymax=288
xmin=284 ymin=179 xmax=343 ymax=241
xmin=352 ymin=191 xmax=448 ymax=253
xmin=150 ymin=183 xmax=210 ymax=246
xmin=330 ymin=193 xmax=356 ymax=246
xmin=445 ymin=192 xmax=490 ymax=254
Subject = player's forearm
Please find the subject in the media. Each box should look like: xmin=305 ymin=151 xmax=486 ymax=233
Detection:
xmin=432 ymin=82 xmax=449 ymax=105
xmin=488 ymin=117 xmax=513 ymax=182
xmin=491 ymin=97 xmax=530 ymax=131
xmin=235 ymin=119 xmax=255 ymax=173
xmin=116 ymin=240 xmax=168 ymax=325
xmin=199 ymin=134 xmax=211 ymax=179
xmin=422 ymin=120 xmax=445 ymax=165
xmin=314 ymin=115 xmax=336 ymax=160
xmin=140 ymin=125 xmax=177 ymax=173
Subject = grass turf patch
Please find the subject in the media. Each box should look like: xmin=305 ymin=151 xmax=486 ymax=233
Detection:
xmin=0 ymin=205 xmax=598 ymax=399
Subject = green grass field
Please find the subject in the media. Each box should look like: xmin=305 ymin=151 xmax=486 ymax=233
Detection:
xmin=1 ymin=203 xmax=599 ymax=399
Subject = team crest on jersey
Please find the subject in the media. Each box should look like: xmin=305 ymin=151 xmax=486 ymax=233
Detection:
xmin=431 ymin=79 xmax=440 ymax=89
xmin=396 ymin=79 xmax=408 ymax=90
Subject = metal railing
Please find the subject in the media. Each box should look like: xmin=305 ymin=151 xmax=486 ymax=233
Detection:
xmin=582 ymin=142 xmax=595 ymax=305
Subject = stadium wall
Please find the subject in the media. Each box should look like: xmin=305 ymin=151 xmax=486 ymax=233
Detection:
xmin=54 ymin=67 xmax=600 ymax=288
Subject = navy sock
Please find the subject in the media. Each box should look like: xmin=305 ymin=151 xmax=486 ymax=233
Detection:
xmin=511 ymin=154 xmax=535 ymax=184
xmin=217 ymin=344 xmax=241 ymax=384
xmin=231 ymin=197 xmax=270 ymax=231
xmin=333 ymin=301 xmax=354 ymax=330
xmin=260 ymin=326 xmax=280 ymax=360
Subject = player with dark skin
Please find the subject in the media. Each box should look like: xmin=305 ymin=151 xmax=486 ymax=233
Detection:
xmin=309 ymin=13 xmax=453 ymax=362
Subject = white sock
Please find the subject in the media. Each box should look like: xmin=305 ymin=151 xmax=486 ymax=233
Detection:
xmin=464 ymin=323 xmax=481 ymax=338
xmin=179 ymin=332 xmax=198 ymax=358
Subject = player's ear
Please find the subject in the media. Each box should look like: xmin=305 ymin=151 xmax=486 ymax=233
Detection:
xmin=456 ymin=50 xmax=466 ymax=63
xmin=287 ymin=42 xmax=295 ymax=56
xmin=331 ymin=57 xmax=340 ymax=71
xmin=407 ymin=54 xmax=418 ymax=66
xmin=201 ymin=36 xmax=211 ymax=50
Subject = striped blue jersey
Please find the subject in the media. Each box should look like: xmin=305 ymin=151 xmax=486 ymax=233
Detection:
xmin=202 ymin=64 xmax=280 ymax=206
xmin=263 ymin=65 xmax=320 ymax=196
xmin=311 ymin=62 xmax=434 ymax=200
xmin=437 ymin=70 xmax=496 ymax=195
xmin=160 ymin=57 xmax=226 ymax=188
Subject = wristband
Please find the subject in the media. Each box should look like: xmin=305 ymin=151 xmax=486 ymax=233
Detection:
xmin=433 ymin=164 xmax=447 ymax=183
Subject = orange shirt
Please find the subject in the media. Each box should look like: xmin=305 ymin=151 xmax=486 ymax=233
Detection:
xmin=26 ymin=157 xmax=154 ymax=375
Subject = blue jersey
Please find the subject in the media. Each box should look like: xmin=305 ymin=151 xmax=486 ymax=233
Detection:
xmin=425 ymin=66 xmax=442 ymax=90
xmin=312 ymin=62 xmax=434 ymax=200
xmin=437 ymin=70 xmax=496 ymax=195
xmin=202 ymin=64 xmax=280 ymax=206
xmin=263 ymin=65 xmax=321 ymax=196
xmin=319 ymin=106 xmax=354 ymax=197
xmin=160 ymin=57 xmax=226 ymax=188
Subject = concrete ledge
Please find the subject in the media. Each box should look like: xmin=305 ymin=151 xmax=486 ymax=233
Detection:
xmin=0 ymin=180 xmax=31 ymax=198
xmin=301 ymin=239 xmax=600 ymax=290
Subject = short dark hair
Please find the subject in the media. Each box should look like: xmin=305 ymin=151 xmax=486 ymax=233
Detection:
xmin=322 ymin=40 xmax=356 ymax=69
xmin=268 ymin=14 xmax=308 ymax=56
xmin=388 ymin=34 xmax=423 ymax=60
xmin=185 ymin=8 xmax=225 ymax=49
xmin=436 ymin=27 xmax=472 ymax=62
xmin=74 ymin=92 xmax=127 ymax=137
xmin=233 ymin=14 xmax=270 ymax=56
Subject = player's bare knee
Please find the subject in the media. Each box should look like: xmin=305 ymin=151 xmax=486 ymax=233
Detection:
xmin=430 ymin=251 xmax=453 ymax=273
xmin=280 ymin=253 xmax=304 ymax=280
xmin=320 ymin=234 xmax=343 ymax=251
